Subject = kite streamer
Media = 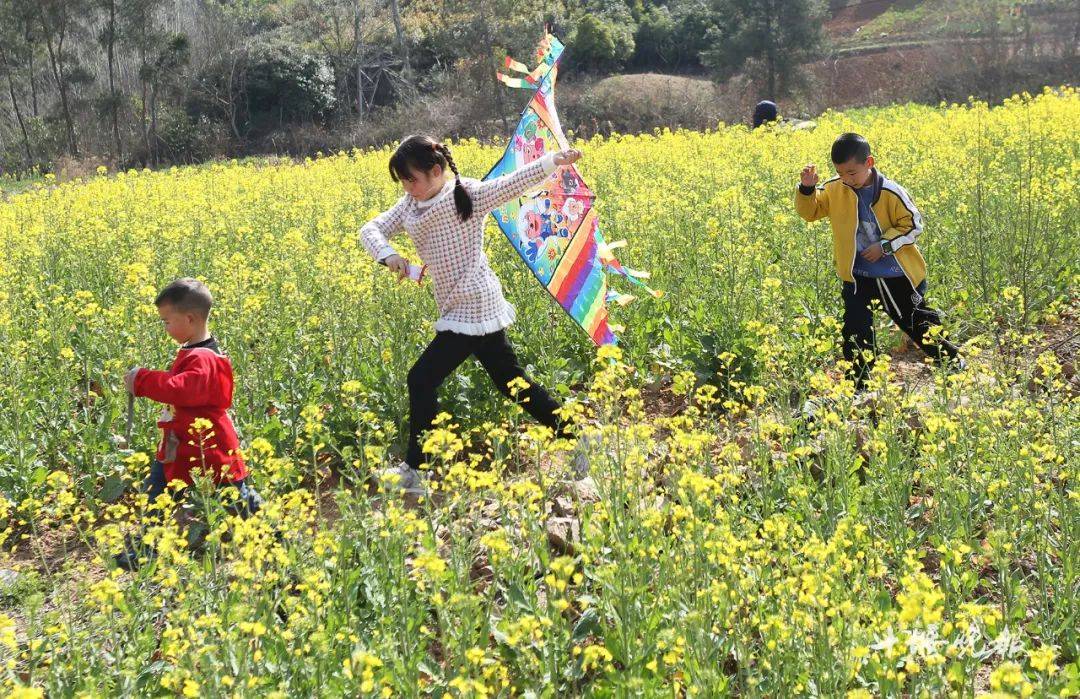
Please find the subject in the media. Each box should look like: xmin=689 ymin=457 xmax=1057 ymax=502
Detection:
xmin=486 ymin=33 xmax=660 ymax=346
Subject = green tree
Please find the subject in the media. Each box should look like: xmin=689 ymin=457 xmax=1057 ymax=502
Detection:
xmin=701 ymin=0 xmax=824 ymax=98
xmin=632 ymin=5 xmax=677 ymax=68
xmin=409 ymin=0 xmax=563 ymax=128
xmin=572 ymin=14 xmax=635 ymax=72
xmin=670 ymin=0 xmax=717 ymax=70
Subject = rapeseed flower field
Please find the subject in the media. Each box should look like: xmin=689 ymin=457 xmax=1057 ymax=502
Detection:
xmin=0 ymin=88 xmax=1076 ymax=696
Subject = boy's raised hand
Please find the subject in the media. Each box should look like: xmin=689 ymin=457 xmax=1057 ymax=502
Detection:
xmin=800 ymin=164 xmax=819 ymax=188
xmin=554 ymin=149 xmax=582 ymax=167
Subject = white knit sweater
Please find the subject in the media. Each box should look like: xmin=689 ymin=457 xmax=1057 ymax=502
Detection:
xmin=360 ymin=153 xmax=558 ymax=335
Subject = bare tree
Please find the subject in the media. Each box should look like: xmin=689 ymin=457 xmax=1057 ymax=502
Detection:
xmin=0 ymin=1 xmax=36 ymax=166
xmin=120 ymin=0 xmax=194 ymax=164
xmin=36 ymin=0 xmax=88 ymax=155
xmin=388 ymin=0 xmax=411 ymax=80
xmin=0 ymin=46 xmax=34 ymax=168
xmin=97 ymin=0 xmax=123 ymax=161
xmin=286 ymin=0 xmax=409 ymax=120
xmin=120 ymin=0 xmax=161 ymax=161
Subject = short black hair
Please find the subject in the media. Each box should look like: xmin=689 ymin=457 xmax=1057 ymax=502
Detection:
xmin=831 ymin=132 xmax=872 ymax=164
xmin=155 ymin=278 xmax=212 ymax=319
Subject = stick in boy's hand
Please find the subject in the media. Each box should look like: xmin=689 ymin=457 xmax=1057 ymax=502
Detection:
xmin=800 ymin=164 xmax=819 ymax=188
xmin=125 ymin=392 xmax=134 ymax=445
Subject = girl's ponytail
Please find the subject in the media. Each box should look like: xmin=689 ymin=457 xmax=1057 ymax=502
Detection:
xmin=437 ymin=144 xmax=473 ymax=222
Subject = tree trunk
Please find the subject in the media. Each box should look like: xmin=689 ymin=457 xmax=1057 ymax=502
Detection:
xmin=353 ymin=2 xmax=363 ymax=116
xmin=765 ymin=0 xmax=777 ymax=99
xmin=226 ymin=53 xmax=242 ymax=141
xmin=40 ymin=16 xmax=78 ymax=156
xmin=360 ymin=63 xmax=369 ymax=118
xmin=0 ymin=50 xmax=34 ymax=167
xmin=388 ymin=0 xmax=411 ymax=80
xmin=140 ymin=44 xmax=151 ymax=164
xmin=6 ymin=77 xmax=33 ymax=166
xmin=28 ymin=45 xmax=38 ymax=117
xmin=149 ymin=80 xmax=159 ymax=165
xmin=106 ymin=0 xmax=122 ymax=163
xmin=477 ymin=0 xmax=508 ymax=132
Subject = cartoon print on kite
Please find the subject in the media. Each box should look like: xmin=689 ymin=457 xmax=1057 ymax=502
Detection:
xmin=516 ymin=197 xmax=567 ymax=270
xmin=534 ymin=236 xmax=567 ymax=281
xmin=496 ymin=194 xmax=562 ymax=271
xmin=545 ymin=172 xmax=590 ymax=229
xmin=513 ymin=135 xmax=546 ymax=164
xmin=496 ymin=198 xmax=531 ymax=260
xmin=510 ymin=114 xmax=558 ymax=165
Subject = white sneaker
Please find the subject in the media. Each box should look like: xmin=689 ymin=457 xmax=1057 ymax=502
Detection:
xmin=800 ymin=396 xmax=830 ymax=422
xmin=379 ymin=463 xmax=429 ymax=498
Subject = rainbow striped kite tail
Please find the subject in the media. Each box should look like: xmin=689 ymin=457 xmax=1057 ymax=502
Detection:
xmin=622 ymin=270 xmax=663 ymax=299
xmin=598 ymin=239 xmax=664 ymax=300
xmin=496 ymin=34 xmax=564 ymax=90
xmin=496 ymin=72 xmax=532 ymax=90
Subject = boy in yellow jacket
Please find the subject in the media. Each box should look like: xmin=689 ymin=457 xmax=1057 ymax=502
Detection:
xmin=795 ymin=133 xmax=963 ymax=388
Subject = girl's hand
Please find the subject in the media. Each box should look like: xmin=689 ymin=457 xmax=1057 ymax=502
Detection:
xmin=800 ymin=164 xmax=819 ymax=188
xmin=554 ymin=149 xmax=582 ymax=167
xmin=384 ymin=254 xmax=410 ymax=281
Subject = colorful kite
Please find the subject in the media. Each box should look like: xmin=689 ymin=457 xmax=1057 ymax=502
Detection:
xmin=485 ymin=33 xmax=660 ymax=346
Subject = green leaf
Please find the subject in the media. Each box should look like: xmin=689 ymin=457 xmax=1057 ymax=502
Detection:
xmin=572 ymin=608 xmax=601 ymax=642
xmin=505 ymin=582 xmax=531 ymax=612
xmin=100 ymin=474 xmax=126 ymax=503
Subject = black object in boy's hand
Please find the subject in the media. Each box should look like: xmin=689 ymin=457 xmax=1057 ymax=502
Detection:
xmin=125 ymin=392 xmax=134 ymax=445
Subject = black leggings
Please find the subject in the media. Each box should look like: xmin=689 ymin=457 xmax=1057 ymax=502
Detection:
xmin=842 ymin=277 xmax=960 ymax=387
xmin=405 ymin=329 xmax=565 ymax=467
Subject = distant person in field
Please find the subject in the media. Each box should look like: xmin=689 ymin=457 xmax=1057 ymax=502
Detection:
xmin=752 ymin=100 xmax=779 ymax=128
xmin=753 ymin=99 xmax=816 ymax=131
xmin=359 ymin=135 xmax=588 ymax=498
xmin=795 ymin=133 xmax=964 ymax=389
xmin=117 ymin=278 xmax=261 ymax=570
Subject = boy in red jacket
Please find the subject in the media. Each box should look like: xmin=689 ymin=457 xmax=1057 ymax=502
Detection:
xmin=116 ymin=278 xmax=261 ymax=570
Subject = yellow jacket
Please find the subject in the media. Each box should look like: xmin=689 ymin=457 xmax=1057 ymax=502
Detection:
xmin=794 ymin=170 xmax=927 ymax=287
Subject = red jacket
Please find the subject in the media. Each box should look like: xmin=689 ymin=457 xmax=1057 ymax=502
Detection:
xmin=133 ymin=338 xmax=248 ymax=486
